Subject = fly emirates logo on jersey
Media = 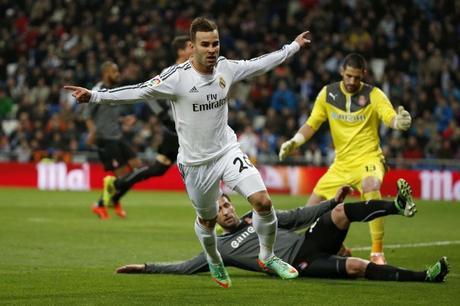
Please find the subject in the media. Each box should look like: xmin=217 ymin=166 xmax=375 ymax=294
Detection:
xmin=230 ymin=226 xmax=255 ymax=249
xmin=192 ymin=93 xmax=227 ymax=112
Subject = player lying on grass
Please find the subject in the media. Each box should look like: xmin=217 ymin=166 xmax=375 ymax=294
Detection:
xmin=117 ymin=179 xmax=449 ymax=282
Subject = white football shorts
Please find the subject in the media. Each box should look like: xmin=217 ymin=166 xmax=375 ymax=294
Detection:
xmin=178 ymin=146 xmax=266 ymax=219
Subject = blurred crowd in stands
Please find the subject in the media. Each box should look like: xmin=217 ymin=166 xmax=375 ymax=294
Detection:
xmin=0 ymin=0 xmax=459 ymax=168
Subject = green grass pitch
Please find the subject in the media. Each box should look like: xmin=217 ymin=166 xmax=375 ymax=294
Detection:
xmin=1 ymin=188 xmax=458 ymax=305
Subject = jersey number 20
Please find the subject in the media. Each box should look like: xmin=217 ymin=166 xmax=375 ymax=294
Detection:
xmin=233 ymin=155 xmax=254 ymax=173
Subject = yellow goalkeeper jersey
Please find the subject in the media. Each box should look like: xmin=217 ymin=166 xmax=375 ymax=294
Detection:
xmin=306 ymin=81 xmax=396 ymax=166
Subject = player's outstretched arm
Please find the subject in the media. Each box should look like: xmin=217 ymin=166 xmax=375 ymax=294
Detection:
xmin=64 ymin=85 xmax=92 ymax=103
xmin=117 ymin=254 xmax=209 ymax=275
xmin=231 ymin=31 xmax=312 ymax=82
xmin=65 ymin=76 xmax=175 ymax=105
xmin=276 ymin=198 xmax=337 ymax=230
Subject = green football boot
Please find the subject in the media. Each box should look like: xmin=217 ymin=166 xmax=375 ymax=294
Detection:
xmin=257 ymin=256 xmax=299 ymax=279
xmin=426 ymin=257 xmax=449 ymax=282
xmin=102 ymin=175 xmax=116 ymax=206
xmin=395 ymin=178 xmax=417 ymax=217
xmin=209 ymin=262 xmax=232 ymax=288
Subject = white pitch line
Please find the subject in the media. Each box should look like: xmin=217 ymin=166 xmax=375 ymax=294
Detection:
xmin=351 ymin=240 xmax=460 ymax=251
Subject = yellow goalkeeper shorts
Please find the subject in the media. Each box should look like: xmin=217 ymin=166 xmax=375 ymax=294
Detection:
xmin=313 ymin=158 xmax=386 ymax=199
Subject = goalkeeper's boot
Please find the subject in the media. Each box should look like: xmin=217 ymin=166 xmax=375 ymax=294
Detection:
xmin=113 ymin=201 xmax=126 ymax=219
xmin=425 ymin=257 xmax=449 ymax=282
xmin=395 ymin=178 xmax=417 ymax=217
xmin=209 ymin=262 xmax=232 ymax=288
xmin=92 ymin=203 xmax=109 ymax=219
xmin=257 ymin=256 xmax=299 ymax=279
xmin=370 ymin=252 xmax=387 ymax=265
xmin=102 ymin=175 xmax=116 ymax=206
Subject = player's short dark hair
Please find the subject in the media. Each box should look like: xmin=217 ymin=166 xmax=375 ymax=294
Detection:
xmin=190 ymin=17 xmax=217 ymax=42
xmin=342 ymin=53 xmax=367 ymax=71
xmin=221 ymin=193 xmax=231 ymax=203
xmin=172 ymin=35 xmax=191 ymax=55
xmin=100 ymin=61 xmax=117 ymax=76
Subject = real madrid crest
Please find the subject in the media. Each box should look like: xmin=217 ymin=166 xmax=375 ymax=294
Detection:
xmin=219 ymin=77 xmax=226 ymax=89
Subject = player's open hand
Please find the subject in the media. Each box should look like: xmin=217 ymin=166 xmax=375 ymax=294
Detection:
xmin=394 ymin=106 xmax=411 ymax=131
xmin=279 ymin=139 xmax=296 ymax=161
xmin=295 ymin=31 xmax=311 ymax=48
xmin=64 ymin=85 xmax=92 ymax=103
xmin=116 ymin=264 xmax=146 ymax=274
xmin=334 ymin=185 xmax=353 ymax=204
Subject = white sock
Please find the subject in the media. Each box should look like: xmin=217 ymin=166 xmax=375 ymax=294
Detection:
xmin=252 ymin=207 xmax=277 ymax=261
xmin=194 ymin=219 xmax=222 ymax=265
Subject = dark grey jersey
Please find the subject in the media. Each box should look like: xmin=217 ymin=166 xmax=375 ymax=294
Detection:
xmin=144 ymin=200 xmax=335 ymax=275
xmin=82 ymin=82 xmax=125 ymax=140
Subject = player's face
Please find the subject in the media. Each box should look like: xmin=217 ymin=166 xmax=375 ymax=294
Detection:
xmin=106 ymin=64 xmax=121 ymax=84
xmin=192 ymin=30 xmax=220 ymax=71
xmin=217 ymin=196 xmax=239 ymax=230
xmin=340 ymin=66 xmax=365 ymax=94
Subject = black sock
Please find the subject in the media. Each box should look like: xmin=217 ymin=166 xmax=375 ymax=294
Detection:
xmin=114 ymin=162 xmax=170 ymax=191
xmin=365 ymin=262 xmax=426 ymax=282
xmin=110 ymin=162 xmax=170 ymax=204
xmin=97 ymin=198 xmax=104 ymax=207
xmin=343 ymin=200 xmax=399 ymax=222
xmin=112 ymin=189 xmax=128 ymax=204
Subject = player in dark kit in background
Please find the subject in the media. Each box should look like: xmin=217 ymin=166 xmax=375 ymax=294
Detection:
xmin=101 ymin=36 xmax=193 ymax=210
xmin=117 ymin=179 xmax=449 ymax=283
xmin=82 ymin=61 xmax=140 ymax=219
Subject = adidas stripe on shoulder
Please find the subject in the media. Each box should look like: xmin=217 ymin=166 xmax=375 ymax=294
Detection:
xmin=160 ymin=62 xmax=192 ymax=81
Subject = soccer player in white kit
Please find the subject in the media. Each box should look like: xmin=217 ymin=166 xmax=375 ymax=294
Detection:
xmin=65 ymin=17 xmax=311 ymax=288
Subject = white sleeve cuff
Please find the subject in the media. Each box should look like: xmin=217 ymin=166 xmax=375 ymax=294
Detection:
xmin=89 ymin=90 xmax=100 ymax=103
xmin=392 ymin=116 xmax=398 ymax=129
xmin=289 ymin=41 xmax=301 ymax=53
xmin=292 ymin=133 xmax=306 ymax=145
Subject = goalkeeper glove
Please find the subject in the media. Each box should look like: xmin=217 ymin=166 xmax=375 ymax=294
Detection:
xmin=279 ymin=133 xmax=306 ymax=161
xmin=393 ymin=106 xmax=411 ymax=131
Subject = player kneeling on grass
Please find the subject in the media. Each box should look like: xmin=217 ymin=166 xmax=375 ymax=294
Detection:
xmin=116 ymin=179 xmax=449 ymax=283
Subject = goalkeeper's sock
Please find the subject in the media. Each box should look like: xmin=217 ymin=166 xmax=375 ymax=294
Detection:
xmin=364 ymin=191 xmax=384 ymax=254
xmin=365 ymin=262 xmax=426 ymax=281
xmin=97 ymin=198 xmax=104 ymax=207
xmin=343 ymin=200 xmax=399 ymax=222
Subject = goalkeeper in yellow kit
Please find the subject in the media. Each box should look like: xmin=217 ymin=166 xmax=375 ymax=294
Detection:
xmin=279 ymin=53 xmax=412 ymax=264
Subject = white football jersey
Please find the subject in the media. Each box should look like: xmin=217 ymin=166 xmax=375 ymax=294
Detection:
xmin=90 ymin=41 xmax=300 ymax=165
